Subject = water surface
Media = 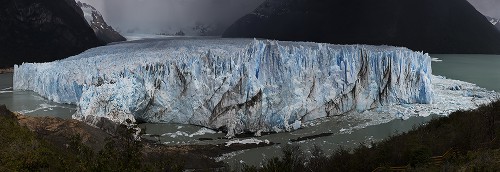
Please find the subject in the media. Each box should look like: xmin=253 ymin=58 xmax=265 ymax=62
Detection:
xmin=0 ymin=73 xmax=75 ymax=118
xmin=432 ymin=54 xmax=500 ymax=92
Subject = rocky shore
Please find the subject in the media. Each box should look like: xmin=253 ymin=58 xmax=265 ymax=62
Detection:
xmin=0 ymin=105 xmax=273 ymax=170
xmin=0 ymin=68 xmax=13 ymax=74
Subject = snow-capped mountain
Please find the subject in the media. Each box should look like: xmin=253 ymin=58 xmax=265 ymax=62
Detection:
xmin=77 ymin=1 xmax=126 ymax=44
xmin=76 ymin=0 xmax=265 ymax=37
xmin=487 ymin=16 xmax=499 ymax=25
xmin=486 ymin=16 xmax=500 ymax=31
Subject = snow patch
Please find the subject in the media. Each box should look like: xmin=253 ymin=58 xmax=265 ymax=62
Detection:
xmin=215 ymin=150 xmax=246 ymax=162
xmin=225 ymin=138 xmax=270 ymax=146
xmin=1 ymin=87 xmax=13 ymax=91
xmin=161 ymin=128 xmax=217 ymax=138
xmin=190 ymin=127 xmax=217 ymax=136
xmin=0 ymin=91 xmax=13 ymax=94
xmin=16 ymin=103 xmax=59 ymax=114
xmin=431 ymin=57 xmax=442 ymax=62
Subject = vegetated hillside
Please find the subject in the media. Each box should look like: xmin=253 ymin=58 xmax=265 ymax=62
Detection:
xmin=0 ymin=0 xmax=103 ymax=68
xmin=0 ymin=104 xmax=276 ymax=171
xmin=240 ymin=100 xmax=500 ymax=171
xmin=224 ymin=0 xmax=500 ymax=54
xmin=0 ymin=104 xmax=166 ymax=171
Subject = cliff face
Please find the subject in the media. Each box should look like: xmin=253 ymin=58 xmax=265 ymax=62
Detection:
xmin=77 ymin=1 xmax=126 ymax=44
xmin=14 ymin=38 xmax=433 ymax=137
xmin=0 ymin=0 xmax=103 ymax=68
xmin=223 ymin=0 xmax=500 ymax=54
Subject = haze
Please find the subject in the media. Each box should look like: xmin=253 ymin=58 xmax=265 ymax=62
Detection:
xmin=78 ymin=0 xmax=499 ymax=34
xmin=468 ymin=0 xmax=500 ymax=19
xmin=78 ymin=0 xmax=265 ymax=33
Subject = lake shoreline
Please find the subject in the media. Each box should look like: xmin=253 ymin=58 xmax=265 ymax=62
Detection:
xmin=0 ymin=104 xmax=274 ymax=170
xmin=241 ymin=100 xmax=500 ymax=171
xmin=0 ymin=67 xmax=13 ymax=74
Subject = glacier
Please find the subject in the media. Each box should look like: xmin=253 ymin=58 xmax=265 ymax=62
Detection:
xmin=14 ymin=38 xmax=433 ymax=137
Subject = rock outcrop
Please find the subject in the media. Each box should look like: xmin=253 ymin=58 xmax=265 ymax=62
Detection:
xmin=0 ymin=0 xmax=103 ymax=68
xmin=77 ymin=1 xmax=126 ymax=44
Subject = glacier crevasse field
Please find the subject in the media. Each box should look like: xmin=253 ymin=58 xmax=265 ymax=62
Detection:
xmin=14 ymin=38 xmax=434 ymax=136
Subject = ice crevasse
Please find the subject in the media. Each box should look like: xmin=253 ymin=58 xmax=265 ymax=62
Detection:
xmin=14 ymin=39 xmax=433 ymax=136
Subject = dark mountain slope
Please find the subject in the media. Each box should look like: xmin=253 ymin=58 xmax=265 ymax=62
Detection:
xmin=486 ymin=16 xmax=500 ymax=31
xmin=77 ymin=1 xmax=126 ymax=44
xmin=223 ymin=0 xmax=500 ymax=54
xmin=0 ymin=0 xmax=103 ymax=68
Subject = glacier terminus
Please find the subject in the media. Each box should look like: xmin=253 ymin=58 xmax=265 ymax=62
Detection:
xmin=14 ymin=38 xmax=434 ymax=137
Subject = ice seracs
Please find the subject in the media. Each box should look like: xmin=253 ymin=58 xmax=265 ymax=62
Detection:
xmin=14 ymin=38 xmax=433 ymax=137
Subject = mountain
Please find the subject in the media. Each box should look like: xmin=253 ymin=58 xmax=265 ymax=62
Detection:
xmin=122 ymin=22 xmax=225 ymax=37
xmin=0 ymin=0 xmax=103 ymax=68
xmin=223 ymin=0 xmax=500 ymax=54
xmin=486 ymin=16 xmax=500 ymax=31
xmin=77 ymin=1 xmax=126 ymax=44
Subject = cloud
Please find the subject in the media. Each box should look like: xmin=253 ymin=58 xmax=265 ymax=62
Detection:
xmin=78 ymin=0 xmax=500 ymax=34
xmin=78 ymin=0 xmax=265 ymax=33
xmin=467 ymin=0 xmax=500 ymax=18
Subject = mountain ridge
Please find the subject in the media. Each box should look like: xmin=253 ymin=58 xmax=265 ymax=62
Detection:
xmin=77 ymin=1 xmax=126 ymax=44
xmin=486 ymin=16 xmax=500 ymax=31
xmin=223 ymin=0 xmax=500 ymax=54
xmin=0 ymin=0 xmax=103 ymax=68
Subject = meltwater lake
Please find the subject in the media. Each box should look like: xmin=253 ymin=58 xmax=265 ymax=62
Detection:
xmin=432 ymin=54 xmax=500 ymax=92
xmin=0 ymin=54 xmax=498 ymax=166
xmin=0 ymin=73 xmax=76 ymax=118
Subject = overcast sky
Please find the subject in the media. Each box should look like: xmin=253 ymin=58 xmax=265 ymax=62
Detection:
xmin=77 ymin=0 xmax=500 ymax=33
xmin=78 ymin=0 xmax=265 ymax=33
xmin=467 ymin=0 xmax=500 ymax=18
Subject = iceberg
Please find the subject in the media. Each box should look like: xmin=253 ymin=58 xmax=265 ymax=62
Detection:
xmin=14 ymin=38 xmax=433 ymax=136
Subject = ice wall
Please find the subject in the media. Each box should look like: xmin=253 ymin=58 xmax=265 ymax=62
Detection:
xmin=14 ymin=39 xmax=433 ymax=136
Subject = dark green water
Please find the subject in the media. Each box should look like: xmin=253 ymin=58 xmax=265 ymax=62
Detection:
xmin=0 ymin=73 xmax=75 ymax=118
xmin=431 ymin=54 xmax=500 ymax=92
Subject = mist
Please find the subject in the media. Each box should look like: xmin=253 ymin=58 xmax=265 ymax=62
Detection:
xmin=467 ymin=0 xmax=500 ymax=18
xmin=77 ymin=0 xmax=500 ymax=35
xmin=78 ymin=0 xmax=265 ymax=34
